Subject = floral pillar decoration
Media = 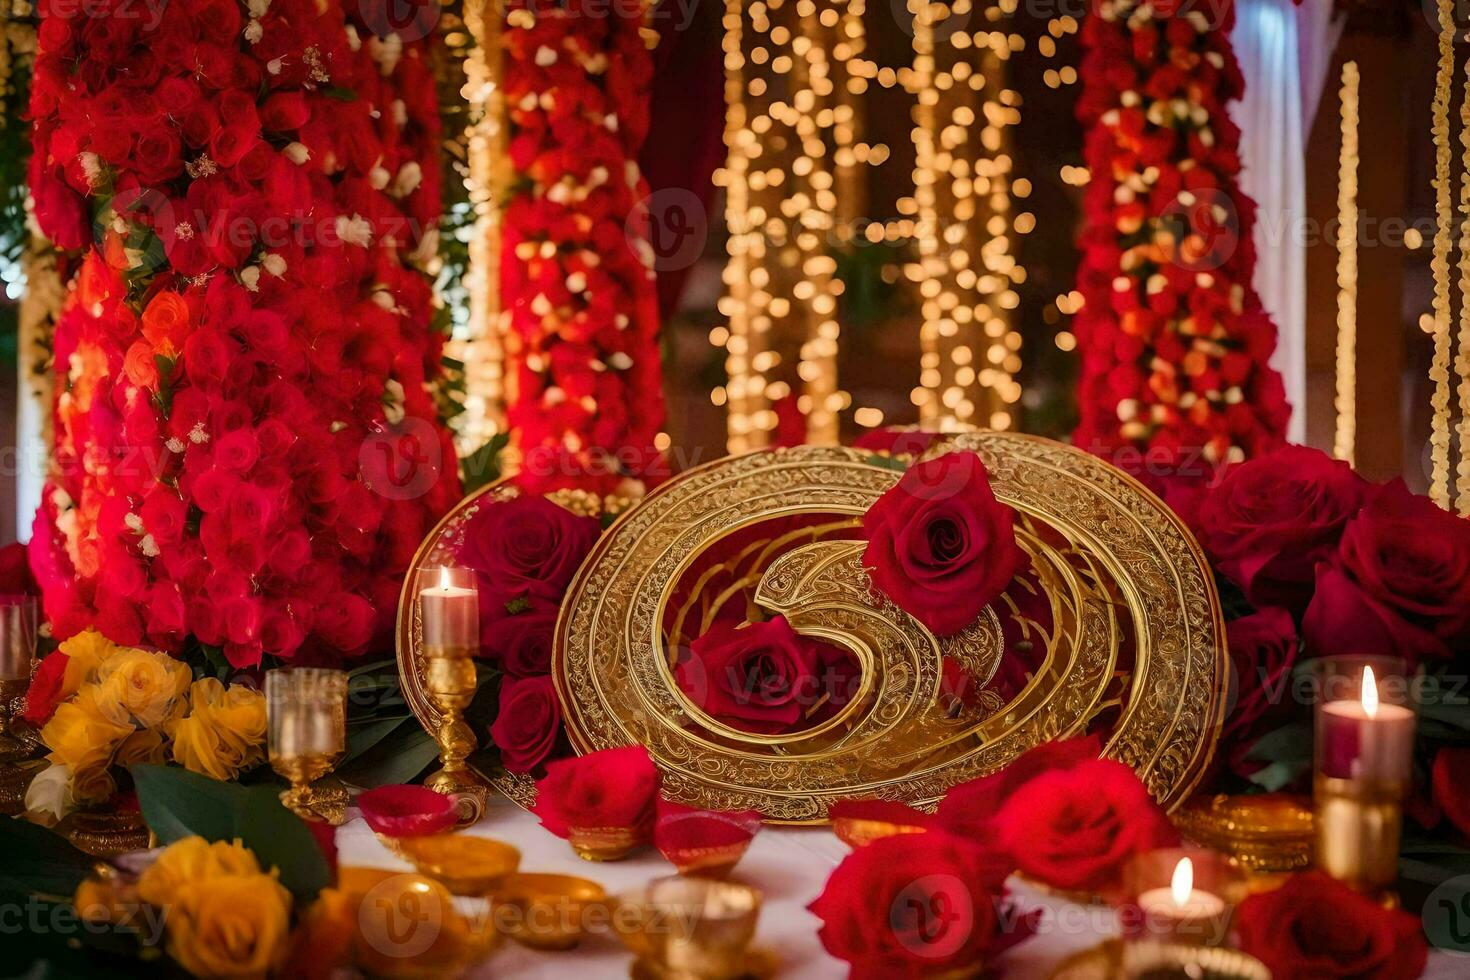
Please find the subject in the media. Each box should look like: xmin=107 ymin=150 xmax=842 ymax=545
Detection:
xmin=27 ymin=0 xmax=461 ymax=665
xmin=1073 ymin=0 xmax=1288 ymax=471
xmin=498 ymin=0 xmax=666 ymax=493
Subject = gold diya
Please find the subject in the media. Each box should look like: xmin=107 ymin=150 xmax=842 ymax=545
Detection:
xmin=1048 ymin=939 xmax=1271 ymax=980
xmin=569 ymin=824 xmax=645 ymax=862
xmin=1173 ymin=792 xmax=1314 ymax=876
xmin=616 ymin=875 xmax=768 ymax=980
xmin=490 ymin=872 xmax=608 ymax=951
xmin=392 ymin=834 xmax=521 ymax=896
xmin=828 ymin=800 xmax=930 ymax=848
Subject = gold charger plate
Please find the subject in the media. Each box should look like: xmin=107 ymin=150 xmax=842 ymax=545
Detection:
xmin=553 ymin=436 xmax=1226 ymax=823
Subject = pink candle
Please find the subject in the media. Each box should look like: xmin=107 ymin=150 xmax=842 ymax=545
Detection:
xmin=1317 ymin=666 xmax=1415 ymax=783
xmin=420 ymin=567 xmax=480 ymax=652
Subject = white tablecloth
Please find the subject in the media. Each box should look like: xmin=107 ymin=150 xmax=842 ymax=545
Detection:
xmin=335 ymin=796 xmax=1469 ymax=978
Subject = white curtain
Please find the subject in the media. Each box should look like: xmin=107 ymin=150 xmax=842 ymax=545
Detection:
xmin=1231 ymin=0 xmax=1343 ymax=444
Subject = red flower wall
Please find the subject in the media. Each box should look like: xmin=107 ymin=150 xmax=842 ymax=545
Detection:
xmin=28 ymin=0 xmax=460 ymax=666
xmin=1074 ymin=0 xmax=1289 ymax=473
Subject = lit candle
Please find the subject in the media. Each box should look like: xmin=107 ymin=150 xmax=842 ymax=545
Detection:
xmin=421 ymin=567 xmax=480 ymax=653
xmin=1318 ymin=665 xmax=1416 ymax=782
xmin=1137 ymin=857 xmax=1226 ymax=929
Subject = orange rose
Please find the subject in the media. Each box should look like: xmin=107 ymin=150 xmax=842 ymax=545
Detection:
xmin=122 ymin=341 xmax=160 ymax=389
xmin=141 ymin=291 xmax=191 ymax=357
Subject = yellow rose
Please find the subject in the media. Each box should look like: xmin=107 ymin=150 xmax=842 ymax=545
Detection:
xmin=74 ymin=875 xmax=142 ymax=927
xmin=57 ymin=629 xmax=119 ymax=694
xmin=164 ymin=873 xmax=292 ymax=979
xmin=137 ymin=837 xmax=262 ymax=908
xmin=41 ymin=686 xmax=133 ymax=799
xmin=93 ymin=649 xmax=191 ymax=729
xmin=114 ymin=729 xmax=168 ymax=768
xmin=172 ymin=679 xmax=267 ymax=781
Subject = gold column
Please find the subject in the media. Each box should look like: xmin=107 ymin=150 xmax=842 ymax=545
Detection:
xmin=1429 ymin=0 xmax=1455 ymax=507
xmin=1333 ymin=62 xmax=1358 ymax=466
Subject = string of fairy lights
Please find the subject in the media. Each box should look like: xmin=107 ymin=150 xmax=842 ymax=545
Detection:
xmin=1430 ymin=0 xmax=1456 ymax=510
xmin=715 ymin=0 xmax=1049 ymax=450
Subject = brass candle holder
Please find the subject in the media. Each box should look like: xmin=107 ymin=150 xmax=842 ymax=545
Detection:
xmin=1312 ymin=657 xmax=1416 ymax=897
xmin=617 ymin=876 xmax=772 ymax=980
xmin=0 ymin=597 xmax=41 ymax=816
xmin=266 ymin=668 xmax=349 ymax=825
xmin=423 ymin=649 xmax=490 ymax=826
xmin=419 ymin=566 xmax=489 ymax=827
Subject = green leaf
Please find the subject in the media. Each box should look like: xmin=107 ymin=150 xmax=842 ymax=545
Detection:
xmin=131 ymin=765 xmax=330 ymax=900
xmin=324 ymin=86 xmax=358 ymax=102
xmin=0 ymin=818 xmax=96 ymax=900
xmin=336 ymin=726 xmax=439 ymax=788
xmin=460 ymin=432 xmax=509 ymax=493
xmin=344 ymin=716 xmax=411 ymax=765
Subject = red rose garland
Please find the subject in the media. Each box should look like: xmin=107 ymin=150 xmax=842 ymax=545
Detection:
xmin=500 ymin=1 xmax=664 ymax=494
xmin=1074 ymin=0 xmax=1289 ymax=470
xmin=28 ymin=0 xmax=460 ymax=665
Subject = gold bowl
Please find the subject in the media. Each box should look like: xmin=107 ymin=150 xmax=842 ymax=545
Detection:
xmin=393 ymin=834 xmax=521 ymax=895
xmin=568 ymin=824 xmax=644 ymax=862
xmin=490 ymin=872 xmax=608 ymax=950
xmin=616 ymin=875 xmax=762 ymax=979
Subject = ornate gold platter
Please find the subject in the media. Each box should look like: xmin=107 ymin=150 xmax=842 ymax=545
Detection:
xmin=554 ymin=436 xmax=1226 ymax=823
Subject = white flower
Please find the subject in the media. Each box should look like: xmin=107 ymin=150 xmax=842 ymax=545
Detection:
xmin=248 ymin=0 xmax=271 ymax=16
xmin=188 ymin=422 xmax=209 ymax=445
xmin=369 ymin=35 xmax=403 ymax=76
xmin=535 ymin=45 xmax=557 ymax=67
xmin=262 ymin=253 xmax=287 ymax=277
xmin=139 ymin=534 xmax=160 ymax=558
xmin=566 ymin=272 xmax=588 ymax=293
xmin=283 ymin=142 xmax=311 ymax=165
xmin=267 ymin=57 xmax=285 ymax=76
xmin=245 ymin=19 xmax=263 ymax=44
xmin=335 ymin=214 xmax=373 ymax=248
xmin=166 ymin=437 xmax=186 ymax=454
xmin=372 ymin=289 xmax=396 ymax=310
xmin=240 ymin=266 xmax=262 ymax=292
xmin=393 ymin=161 xmax=423 ymax=198
xmin=78 ymin=152 xmax=104 ymax=188
xmin=608 ymin=352 xmax=633 ymax=370
xmin=124 ymin=513 xmax=144 ymax=532
xmin=369 ymin=166 xmax=391 ymax=191
xmin=25 ymin=765 xmax=75 ymax=826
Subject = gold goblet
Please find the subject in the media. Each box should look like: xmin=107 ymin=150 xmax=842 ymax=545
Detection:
xmin=266 ymin=668 xmax=349 ymax=825
xmin=0 ymin=597 xmax=41 ymax=815
xmin=617 ymin=876 xmax=769 ymax=980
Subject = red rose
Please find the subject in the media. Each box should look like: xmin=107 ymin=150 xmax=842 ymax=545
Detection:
xmin=1221 ymin=608 xmax=1299 ymax=777
xmin=1303 ymin=481 xmax=1470 ymax=664
xmin=21 ymin=652 xmax=69 ymax=727
xmin=31 ymin=163 xmax=89 ymax=251
xmin=1433 ymin=747 xmax=1470 ymax=839
xmin=457 ymin=495 xmax=600 ymax=612
xmin=990 ymin=757 xmax=1178 ymax=895
xmin=809 ymin=830 xmax=1037 ymax=980
xmin=532 ymin=745 xmax=659 ymax=840
xmin=489 ymin=675 xmax=562 ymax=775
xmin=1236 ymin=872 xmax=1427 ymax=980
xmin=851 ymin=427 xmax=944 ymax=458
xmin=676 ymin=616 xmax=841 ymax=734
xmin=935 ymin=736 xmax=1102 ymax=838
xmin=483 ymin=602 xmax=557 ymax=678
xmin=1198 ymin=446 xmax=1368 ymax=613
xmin=863 ymin=452 xmax=1026 ymax=636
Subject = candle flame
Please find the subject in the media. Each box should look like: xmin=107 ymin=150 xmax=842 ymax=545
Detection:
xmin=1362 ymin=665 xmax=1379 ymax=719
xmin=1171 ymin=857 xmax=1193 ymax=907
xmin=438 ymin=567 xmax=453 ymax=592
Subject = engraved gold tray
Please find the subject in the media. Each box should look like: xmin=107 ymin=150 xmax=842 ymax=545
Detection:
xmin=553 ymin=435 xmax=1226 ymax=823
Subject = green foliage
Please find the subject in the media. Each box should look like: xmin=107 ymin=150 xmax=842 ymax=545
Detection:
xmin=130 ymin=765 xmax=330 ymax=900
xmin=460 ymin=431 xmax=509 ymax=493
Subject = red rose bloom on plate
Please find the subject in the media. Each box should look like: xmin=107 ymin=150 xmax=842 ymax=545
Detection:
xmin=1197 ymin=445 xmax=1368 ymax=614
xmin=1432 ymin=747 xmax=1470 ymax=839
xmin=458 ymin=495 xmax=600 ymax=613
xmin=1235 ymin=872 xmax=1427 ymax=980
xmin=863 ymin=452 xmax=1026 ymax=636
xmin=809 ymin=830 xmax=1037 ymax=980
xmin=484 ymin=602 xmax=558 ymax=679
xmin=1221 ymin=608 xmax=1299 ymax=778
xmin=489 ymin=675 xmax=561 ymax=775
xmin=676 ymin=616 xmax=845 ymax=735
xmin=1302 ymin=480 xmax=1470 ymax=664
xmin=991 ymin=757 xmax=1178 ymax=896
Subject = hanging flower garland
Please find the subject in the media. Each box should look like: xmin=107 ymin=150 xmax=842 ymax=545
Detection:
xmin=1073 ymin=0 xmax=1288 ymax=473
xmin=28 ymin=0 xmax=461 ymax=666
xmin=499 ymin=0 xmax=665 ymax=494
